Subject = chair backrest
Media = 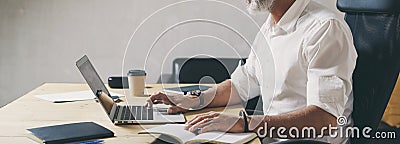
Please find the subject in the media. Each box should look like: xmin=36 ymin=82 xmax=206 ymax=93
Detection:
xmin=337 ymin=0 xmax=400 ymax=143
xmin=172 ymin=57 xmax=264 ymax=115
xmin=172 ymin=58 xmax=246 ymax=84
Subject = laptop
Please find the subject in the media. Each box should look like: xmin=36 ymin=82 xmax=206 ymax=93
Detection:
xmin=76 ymin=55 xmax=186 ymax=124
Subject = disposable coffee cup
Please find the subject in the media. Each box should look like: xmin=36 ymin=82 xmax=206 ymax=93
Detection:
xmin=127 ymin=70 xmax=146 ymax=97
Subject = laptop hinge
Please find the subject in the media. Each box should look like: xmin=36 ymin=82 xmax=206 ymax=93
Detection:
xmin=109 ymin=104 xmax=117 ymax=122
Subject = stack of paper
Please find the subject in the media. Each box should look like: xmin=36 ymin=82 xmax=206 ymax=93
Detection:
xmin=34 ymin=90 xmax=122 ymax=103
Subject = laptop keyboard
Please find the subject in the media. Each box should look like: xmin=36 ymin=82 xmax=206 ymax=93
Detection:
xmin=116 ymin=105 xmax=154 ymax=120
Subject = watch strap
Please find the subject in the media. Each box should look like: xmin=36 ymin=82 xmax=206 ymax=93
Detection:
xmin=240 ymin=110 xmax=249 ymax=132
xmin=191 ymin=91 xmax=204 ymax=110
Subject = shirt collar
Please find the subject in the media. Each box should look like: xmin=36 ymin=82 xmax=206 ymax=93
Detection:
xmin=268 ymin=0 xmax=310 ymax=33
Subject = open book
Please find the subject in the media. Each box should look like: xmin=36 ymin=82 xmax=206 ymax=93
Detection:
xmin=139 ymin=124 xmax=257 ymax=144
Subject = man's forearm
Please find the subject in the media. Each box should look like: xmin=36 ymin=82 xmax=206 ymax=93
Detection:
xmin=201 ymin=80 xmax=242 ymax=108
xmin=248 ymin=105 xmax=337 ymax=138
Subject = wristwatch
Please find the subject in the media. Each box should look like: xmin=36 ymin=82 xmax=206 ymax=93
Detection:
xmin=240 ymin=110 xmax=250 ymax=132
xmin=96 ymin=90 xmax=103 ymax=97
xmin=189 ymin=90 xmax=204 ymax=110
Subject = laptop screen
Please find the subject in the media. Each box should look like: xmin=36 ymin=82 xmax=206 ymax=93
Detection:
xmin=76 ymin=55 xmax=111 ymax=97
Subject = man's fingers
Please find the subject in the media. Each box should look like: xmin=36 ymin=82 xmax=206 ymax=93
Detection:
xmin=186 ymin=113 xmax=218 ymax=126
xmin=188 ymin=118 xmax=214 ymax=132
xmin=144 ymin=98 xmax=164 ymax=107
xmin=186 ymin=111 xmax=219 ymax=125
xmin=206 ymin=111 xmax=220 ymax=117
xmin=144 ymin=100 xmax=150 ymax=107
xmin=200 ymin=123 xmax=221 ymax=133
xmin=185 ymin=113 xmax=208 ymax=127
xmin=167 ymin=106 xmax=188 ymax=114
xmin=145 ymin=92 xmax=173 ymax=107
xmin=149 ymin=92 xmax=167 ymax=101
xmin=186 ymin=115 xmax=209 ymax=126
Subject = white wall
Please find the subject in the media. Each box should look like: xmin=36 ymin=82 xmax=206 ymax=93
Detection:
xmin=0 ymin=0 xmax=339 ymax=107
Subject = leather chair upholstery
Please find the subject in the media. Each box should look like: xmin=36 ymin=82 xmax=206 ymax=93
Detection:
xmin=337 ymin=0 xmax=400 ymax=143
xmin=172 ymin=58 xmax=245 ymax=84
xmin=172 ymin=58 xmax=264 ymax=115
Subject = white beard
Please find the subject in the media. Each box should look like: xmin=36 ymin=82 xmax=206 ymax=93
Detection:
xmin=246 ymin=0 xmax=275 ymax=15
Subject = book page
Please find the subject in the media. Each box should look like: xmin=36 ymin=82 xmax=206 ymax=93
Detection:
xmin=189 ymin=131 xmax=256 ymax=144
xmin=139 ymin=124 xmax=195 ymax=143
xmin=34 ymin=90 xmax=122 ymax=103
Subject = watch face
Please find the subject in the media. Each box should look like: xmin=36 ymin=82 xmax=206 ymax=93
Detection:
xmin=190 ymin=90 xmax=202 ymax=96
xmin=96 ymin=90 xmax=102 ymax=97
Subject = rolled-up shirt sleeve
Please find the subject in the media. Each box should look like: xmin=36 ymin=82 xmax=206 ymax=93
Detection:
xmin=304 ymin=20 xmax=357 ymax=118
xmin=231 ymin=50 xmax=261 ymax=101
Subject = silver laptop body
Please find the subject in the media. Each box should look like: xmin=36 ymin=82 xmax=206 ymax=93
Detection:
xmin=76 ymin=55 xmax=185 ymax=124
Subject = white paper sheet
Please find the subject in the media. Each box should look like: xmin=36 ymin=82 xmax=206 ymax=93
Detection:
xmin=34 ymin=90 xmax=123 ymax=103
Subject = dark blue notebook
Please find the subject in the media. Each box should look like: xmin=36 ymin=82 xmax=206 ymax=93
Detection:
xmin=27 ymin=122 xmax=114 ymax=144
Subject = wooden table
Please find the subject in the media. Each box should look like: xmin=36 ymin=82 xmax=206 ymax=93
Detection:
xmin=0 ymin=83 xmax=260 ymax=143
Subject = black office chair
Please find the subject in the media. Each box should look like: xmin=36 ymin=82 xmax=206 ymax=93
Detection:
xmin=337 ymin=0 xmax=400 ymax=143
xmin=172 ymin=58 xmax=246 ymax=84
xmin=170 ymin=57 xmax=264 ymax=115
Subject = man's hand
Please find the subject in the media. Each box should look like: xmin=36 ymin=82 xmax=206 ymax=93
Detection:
xmin=144 ymin=92 xmax=200 ymax=114
xmin=184 ymin=111 xmax=245 ymax=134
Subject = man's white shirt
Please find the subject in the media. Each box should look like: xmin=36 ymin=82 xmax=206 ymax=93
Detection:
xmin=231 ymin=0 xmax=357 ymax=143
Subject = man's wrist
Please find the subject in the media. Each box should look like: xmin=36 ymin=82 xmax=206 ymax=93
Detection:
xmin=238 ymin=116 xmax=248 ymax=133
xmin=192 ymin=97 xmax=201 ymax=108
xmin=240 ymin=110 xmax=250 ymax=132
xmin=191 ymin=94 xmax=204 ymax=110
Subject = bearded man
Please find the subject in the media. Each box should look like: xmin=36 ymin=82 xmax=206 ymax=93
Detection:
xmin=146 ymin=0 xmax=357 ymax=143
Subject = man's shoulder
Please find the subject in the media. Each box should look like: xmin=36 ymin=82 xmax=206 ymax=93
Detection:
xmin=301 ymin=1 xmax=345 ymax=26
xmin=297 ymin=1 xmax=352 ymax=42
xmin=297 ymin=2 xmax=354 ymax=50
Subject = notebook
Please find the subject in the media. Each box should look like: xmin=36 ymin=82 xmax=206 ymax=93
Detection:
xmin=26 ymin=122 xmax=114 ymax=144
xmin=139 ymin=124 xmax=257 ymax=144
